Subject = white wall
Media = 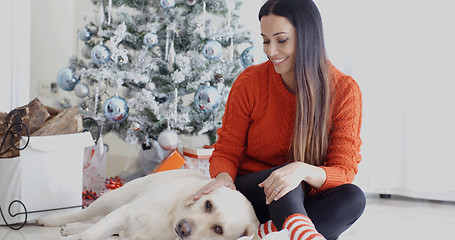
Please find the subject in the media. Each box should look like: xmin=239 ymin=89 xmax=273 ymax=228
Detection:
xmin=30 ymin=0 xmax=90 ymax=107
xmin=317 ymin=0 xmax=455 ymax=200
xmin=0 ymin=0 xmax=31 ymax=112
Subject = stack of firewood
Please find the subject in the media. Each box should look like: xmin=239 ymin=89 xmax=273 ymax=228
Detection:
xmin=0 ymin=98 xmax=83 ymax=158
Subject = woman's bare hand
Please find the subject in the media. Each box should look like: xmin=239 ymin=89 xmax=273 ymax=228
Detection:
xmin=194 ymin=172 xmax=235 ymax=200
xmin=258 ymin=162 xmax=305 ymax=204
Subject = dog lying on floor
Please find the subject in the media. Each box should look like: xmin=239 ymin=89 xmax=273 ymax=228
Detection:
xmin=36 ymin=169 xmax=260 ymax=240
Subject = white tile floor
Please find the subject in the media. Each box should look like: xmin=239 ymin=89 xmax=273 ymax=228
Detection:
xmin=1 ymin=194 xmax=455 ymax=240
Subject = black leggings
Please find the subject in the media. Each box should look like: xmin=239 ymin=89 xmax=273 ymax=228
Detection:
xmin=235 ymin=165 xmax=366 ymax=240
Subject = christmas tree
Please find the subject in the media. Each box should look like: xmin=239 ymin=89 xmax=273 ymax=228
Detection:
xmin=57 ymin=0 xmax=266 ymax=145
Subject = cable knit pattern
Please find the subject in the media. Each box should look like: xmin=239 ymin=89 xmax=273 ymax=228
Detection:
xmin=209 ymin=60 xmax=362 ymax=194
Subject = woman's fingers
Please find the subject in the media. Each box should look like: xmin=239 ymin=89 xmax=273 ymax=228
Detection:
xmin=194 ymin=172 xmax=235 ymax=200
xmin=259 ymin=174 xmax=281 ymax=204
xmin=194 ymin=181 xmax=217 ymax=200
xmin=259 ymin=169 xmax=296 ymax=204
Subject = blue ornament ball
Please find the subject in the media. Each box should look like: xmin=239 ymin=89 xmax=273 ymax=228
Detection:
xmin=202 ymin=40 xmax=223 ymax=61
xmin=56 ymin=67 xmax=79 ymax=91
xmin=144 ymin=32 xmax=159 ymax=48
xmin=160 ymin=0 xmax=176 ymax=9
xmin=77 ymin=27 xmax=92 ymax=41
xmin=91 ymin=45 xmax=111 ymax=65
xmin=241 ymin=46 xmax=268 ymax=68
xmin=194 ymin=85 xmax=221 ymax=112
xmin=103 ymin=96 xmax=129 ymax=122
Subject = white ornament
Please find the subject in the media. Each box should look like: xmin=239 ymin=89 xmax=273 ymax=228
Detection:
xmin=186 ymin=0 xmax=197 ymax=6
xmin=131 ymin=122 xmax=140 ymax=131
xmin=144 ymin=32 xmax=159 ymax=48
xmin=145 ymin=82 xmax=156 ymax=91
xmin=98 ymin=2 xmax=105 ymax=28
xmin=160 ymin=0 xmax=176 ymax=9
xmin=110 ymin=23 xmax=129 ymax=64
xmin=81 ymin=45 xmax=92 ymax=59
xmin=122 ymin=87 xmax=136 ymax=99
xmin=157 ymin=129 xmax=179 ymax=150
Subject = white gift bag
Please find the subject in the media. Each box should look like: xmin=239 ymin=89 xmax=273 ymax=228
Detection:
xmin=0 ymin=132 xmax=94 ymax=225
xmin=83 ymin=136 xmax=107 ymax=196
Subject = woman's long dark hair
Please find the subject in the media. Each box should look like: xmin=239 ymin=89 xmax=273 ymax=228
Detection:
xmin=259 ymin=0 xmax=331 ymax=168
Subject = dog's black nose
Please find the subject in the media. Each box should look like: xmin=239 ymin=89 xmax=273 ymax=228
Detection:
xmin=175 ymin=219 xmax=192 ymax=238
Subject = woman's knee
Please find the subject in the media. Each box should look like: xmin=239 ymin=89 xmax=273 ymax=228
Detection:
xmin=306 ymin=184 xmax=366 ymax=239
xmin=335 ymin=184 xmax=366 ymax=220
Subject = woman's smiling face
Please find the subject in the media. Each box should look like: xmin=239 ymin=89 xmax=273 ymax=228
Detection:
xmin=260 ymin=14 xmax=297 ymax=80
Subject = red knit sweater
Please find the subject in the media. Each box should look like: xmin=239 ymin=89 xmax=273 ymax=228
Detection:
xmin=209 ymin=60 xmax=362 ymax=194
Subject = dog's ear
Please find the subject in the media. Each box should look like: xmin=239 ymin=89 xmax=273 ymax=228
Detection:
xmin=236 ymin=223 xmax=260 ymax=240
xmin=243 ymin=221 xmax=261 ymax=240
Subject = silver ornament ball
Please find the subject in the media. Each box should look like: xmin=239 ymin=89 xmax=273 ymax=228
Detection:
xmin=194 ymin=85 xmax=222 ymax=112
xmin=241 ymin=46 xmax=268 ymax=68
xmin=202 ymin=40 xmax=223 ymax=61
xmin=74 ymin=83 xmax=90 ymax=98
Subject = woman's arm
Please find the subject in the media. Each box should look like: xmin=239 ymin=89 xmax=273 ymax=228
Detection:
xmin=318 ymin=72 xmax=362 ymax=192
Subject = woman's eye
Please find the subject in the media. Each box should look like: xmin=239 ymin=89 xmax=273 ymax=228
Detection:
xmin=213 ymin=225 xmax=223 ymax=235
xmin=279 ymin=39 xmax=288 ymax=44
xmin=262 ymin=40 xmax=270 ymax=44
xmin=205 ymin=200 xmax=212 ymax=212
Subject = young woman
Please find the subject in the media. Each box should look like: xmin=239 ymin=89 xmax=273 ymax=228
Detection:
xmin=194 ymin=0 xmax=365 ymax=239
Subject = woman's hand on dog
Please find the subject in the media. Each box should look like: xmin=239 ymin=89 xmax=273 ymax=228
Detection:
xmin=194 ymin=172 xmax=235 ymax=200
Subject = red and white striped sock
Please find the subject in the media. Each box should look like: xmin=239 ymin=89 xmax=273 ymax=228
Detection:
xmin=257 ymin=220 xmax=277 ymax=238
xmin=283 ymin=214 xmax=326 ymax=240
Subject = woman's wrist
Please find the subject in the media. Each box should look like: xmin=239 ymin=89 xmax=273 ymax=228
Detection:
xmin=216 ymin=172 xmax=234 ymax=184
xmin=297 ymin=162 xmax=327 ymax=189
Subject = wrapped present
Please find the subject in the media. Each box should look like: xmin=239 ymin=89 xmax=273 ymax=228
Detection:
xmin=150 ymin=149 xmax=186 ymax=173
xmin=182 ymin=146 xmax=214 ymax=177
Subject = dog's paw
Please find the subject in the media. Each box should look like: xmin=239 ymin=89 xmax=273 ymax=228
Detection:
xmin=36 ymin=216 xmax=61 ymax=227
xmin=61 ymin=222 xmax=91 ymax=236
xmin=60 ymin=235 xmax=81 ymax=240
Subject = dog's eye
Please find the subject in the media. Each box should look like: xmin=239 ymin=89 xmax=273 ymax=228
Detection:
xmin=213 ymin=225 xmax=223 ymax=235
xmin=205 ymin=200 xmax=212 ymax=212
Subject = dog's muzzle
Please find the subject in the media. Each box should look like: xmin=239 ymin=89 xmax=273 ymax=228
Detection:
xmin=175 ymin=219 xmax=192 ymax=239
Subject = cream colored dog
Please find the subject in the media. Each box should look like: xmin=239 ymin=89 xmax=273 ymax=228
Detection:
xmin=36 ymin=169 xmax=260 ymax=240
